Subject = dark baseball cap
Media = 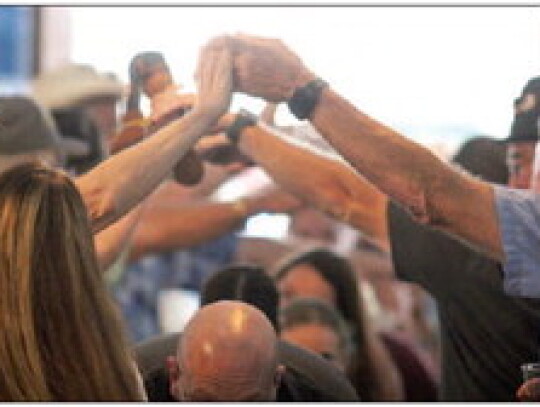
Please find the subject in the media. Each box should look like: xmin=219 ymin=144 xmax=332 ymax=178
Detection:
xmin=504 ymin=76 xmax=540 ymax=144
xmin=0 ymin=96 xmax=89 ymax=161
xmin=0 ymin=96 xmax=63 ymax=155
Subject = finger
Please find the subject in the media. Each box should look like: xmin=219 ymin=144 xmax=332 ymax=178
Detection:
xmin=195 ymin=133 xmax=230 ymax=152
xmin=209 ymin=35 xmax=234 ymax=53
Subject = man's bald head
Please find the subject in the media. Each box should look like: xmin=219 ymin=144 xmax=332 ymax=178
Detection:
xmin=171 ymin=301 xmax=283 ymax=401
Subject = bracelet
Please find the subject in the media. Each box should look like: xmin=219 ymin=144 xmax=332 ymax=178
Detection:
xmin=226 ymin=109 xmax=258 ymax=144
xmin=122 ymin=118 xmax=152 ymax=128
xmin=287 ymin=78 xmax=328 ymax=120
xmin=231 ymin=198 xmax=250 ymax=218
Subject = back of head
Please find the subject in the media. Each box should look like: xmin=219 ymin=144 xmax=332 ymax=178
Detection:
xmin=0 ymin=96 xmax=64 ymax=170
xmin=451 ymin=135 xmax=509 ymax=184
xmin=0 ymin=162 xmax=142 ymax=401
xmin=200 ymin=264 xmax=279 ymax=329
xmin=177 ymin=300 xmax=279 ymax=401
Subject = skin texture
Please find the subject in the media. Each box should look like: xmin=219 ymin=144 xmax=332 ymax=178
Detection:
xmin=94 ymin=204 xmax=144 ymax=270
xmin=199 ymin=122 xmax=390 ymax=251
xmin=127 ymin=181 xmax=301 ymax=263
xmin=203 ymin=34 xmax=502 ymax=261
xmin=168 ymin=301 xmax=283 ymax=401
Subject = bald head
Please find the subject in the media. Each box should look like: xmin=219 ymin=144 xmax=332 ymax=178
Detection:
xmin=173 ymin=301 xmax=282 ymax=401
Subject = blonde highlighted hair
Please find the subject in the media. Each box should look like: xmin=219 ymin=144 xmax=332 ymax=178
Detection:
xmin=0 ymin=162 xmax=142 ymax=401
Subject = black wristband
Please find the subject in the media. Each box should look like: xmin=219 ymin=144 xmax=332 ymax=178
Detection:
xmin=226 ymin=109 xmax=258 ymax=144
xmin=287 ymin=78 xmax=328 ymax=120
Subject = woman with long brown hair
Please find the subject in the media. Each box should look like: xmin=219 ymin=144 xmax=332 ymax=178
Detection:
xmin=0 ymin=162 xmax=144 ymax=401
xmin=273 ymin=247 xmax=403 ymax=401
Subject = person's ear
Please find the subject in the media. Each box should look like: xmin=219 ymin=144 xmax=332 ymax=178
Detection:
xmin=166 ymin=355 xmax=181 ymax=399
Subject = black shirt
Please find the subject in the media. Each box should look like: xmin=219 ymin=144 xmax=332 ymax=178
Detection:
xmin=388 ymin=202 xmax=540 ymax=401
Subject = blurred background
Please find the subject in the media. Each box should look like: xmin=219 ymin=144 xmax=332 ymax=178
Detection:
xmin=4 ymin=6 xmax=540 ymax=141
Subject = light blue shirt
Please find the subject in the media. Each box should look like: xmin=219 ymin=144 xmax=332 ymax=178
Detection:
xmin=495 ymin=185 xmax=540 ymax=298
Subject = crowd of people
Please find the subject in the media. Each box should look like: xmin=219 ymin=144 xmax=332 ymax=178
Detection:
xmin=1 ymin=32 xmax=540 ymax=401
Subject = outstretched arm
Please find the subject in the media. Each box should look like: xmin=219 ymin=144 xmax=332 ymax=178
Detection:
xmin=75 ymin=45 xmax=233 ymax=233
xmin=94 ymin=204 xmax=144 ymax=270
xmin=213 ymin=34 xmax=502 ymax=261
xmin=127 ymin=185 xmax=301 ymax=262
xmin=200 ymin=120 xmax=390 ymax=250
xmin=308 ymin=89 xmax=499 ymax=258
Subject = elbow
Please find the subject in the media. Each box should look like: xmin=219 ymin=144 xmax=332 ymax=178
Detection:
xmin=317 ymin=188 xmax=354 ymax=223
xmin=400 ymin=182 xmax=447 ymax=229
xmin=87 ymin=188 xmax=121 ymax=234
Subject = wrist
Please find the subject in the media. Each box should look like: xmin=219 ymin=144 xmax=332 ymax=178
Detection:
xmin=188 ymin=107 xmax=221 ymax=128
xmin=226 ymin=109 xmax=258 ymax=144
xmin=284 ymin=70 xmax=318 ymax=101
xmin=231 ymin=198 xmax=255 ymax=218
xmin=287 ymin=77 xmax=328 ymax=121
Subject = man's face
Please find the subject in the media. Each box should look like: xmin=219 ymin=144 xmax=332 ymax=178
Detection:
xmin=85 ymin=97 xmax=119 ymax=143
xmin=506 ymin=141 xmax=537 ymax=189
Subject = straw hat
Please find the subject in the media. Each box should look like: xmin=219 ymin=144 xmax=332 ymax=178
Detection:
xmin=32 ymin=64 xmax=125 ymax=110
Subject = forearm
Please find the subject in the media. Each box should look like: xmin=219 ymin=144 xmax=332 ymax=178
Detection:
xmin=76 ymin=110 xmax=214 ymax=233
xmin=94 ymin=204 xmax=144 ymax=270
xmin=128 ymin=199 xmax=256 ymax=262
xmin=309 ymin=88 xmax=503 ymax=260
xmin=236 ymin=123 xmax=389 ymax=246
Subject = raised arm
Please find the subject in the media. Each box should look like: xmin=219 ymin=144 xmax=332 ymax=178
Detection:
xmin=75 ymin=45 xmax=232 ymax=233
xmin=94 ymin=204 xmax=144 ymax=270
xmin=308 ymin=90 xmax=499 ymax=258
xmin=214 ymin=34 xmax=502 ymax=261
xmin=200 ymin=118 xmax=390 ymax=249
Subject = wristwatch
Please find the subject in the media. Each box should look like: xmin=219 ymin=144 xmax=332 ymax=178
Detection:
xmin=226 ymin=109 xmax=258 ymax=144
xmin=287 ymin=78 xmax=328 ymax=120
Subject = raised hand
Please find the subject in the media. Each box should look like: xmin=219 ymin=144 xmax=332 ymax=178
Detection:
xmin=193 ymin=43 xmax=233 ymax=122
xmin=205 ymin=34 xmax=316 ymax=102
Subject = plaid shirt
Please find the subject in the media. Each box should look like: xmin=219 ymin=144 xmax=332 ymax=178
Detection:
xmin=111 ymin=233 xmax=238 ymax=343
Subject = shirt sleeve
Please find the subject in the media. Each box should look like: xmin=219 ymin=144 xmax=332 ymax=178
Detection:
xmin=387 ymin=201 xmax=437 ymax=286
xmin=494 ymin=185 xmax=540 ymax=298
xmin=387 ymin=201 xmax=495 ymax=298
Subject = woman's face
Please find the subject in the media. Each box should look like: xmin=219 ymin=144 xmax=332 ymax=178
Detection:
xmin=280 ymin=323 xmax=347 ymax=371
xmin=278 ymin=263 xmax=336 ymax=309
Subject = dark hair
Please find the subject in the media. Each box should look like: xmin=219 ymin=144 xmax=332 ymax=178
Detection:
xmin=129 ymin=51 xmax=169 ymax=85
xmin=280 ymin=298 xmax=353 ymax=361
xmin=52 ymin=107 xmax=106 ymax=175
xmin=273 ymin=247 xmax=377 ymax=400
xmin=451 ymin=135 xmax=509 ymax=185
xmin=201 ymin=264 xmax=279 ymax=330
